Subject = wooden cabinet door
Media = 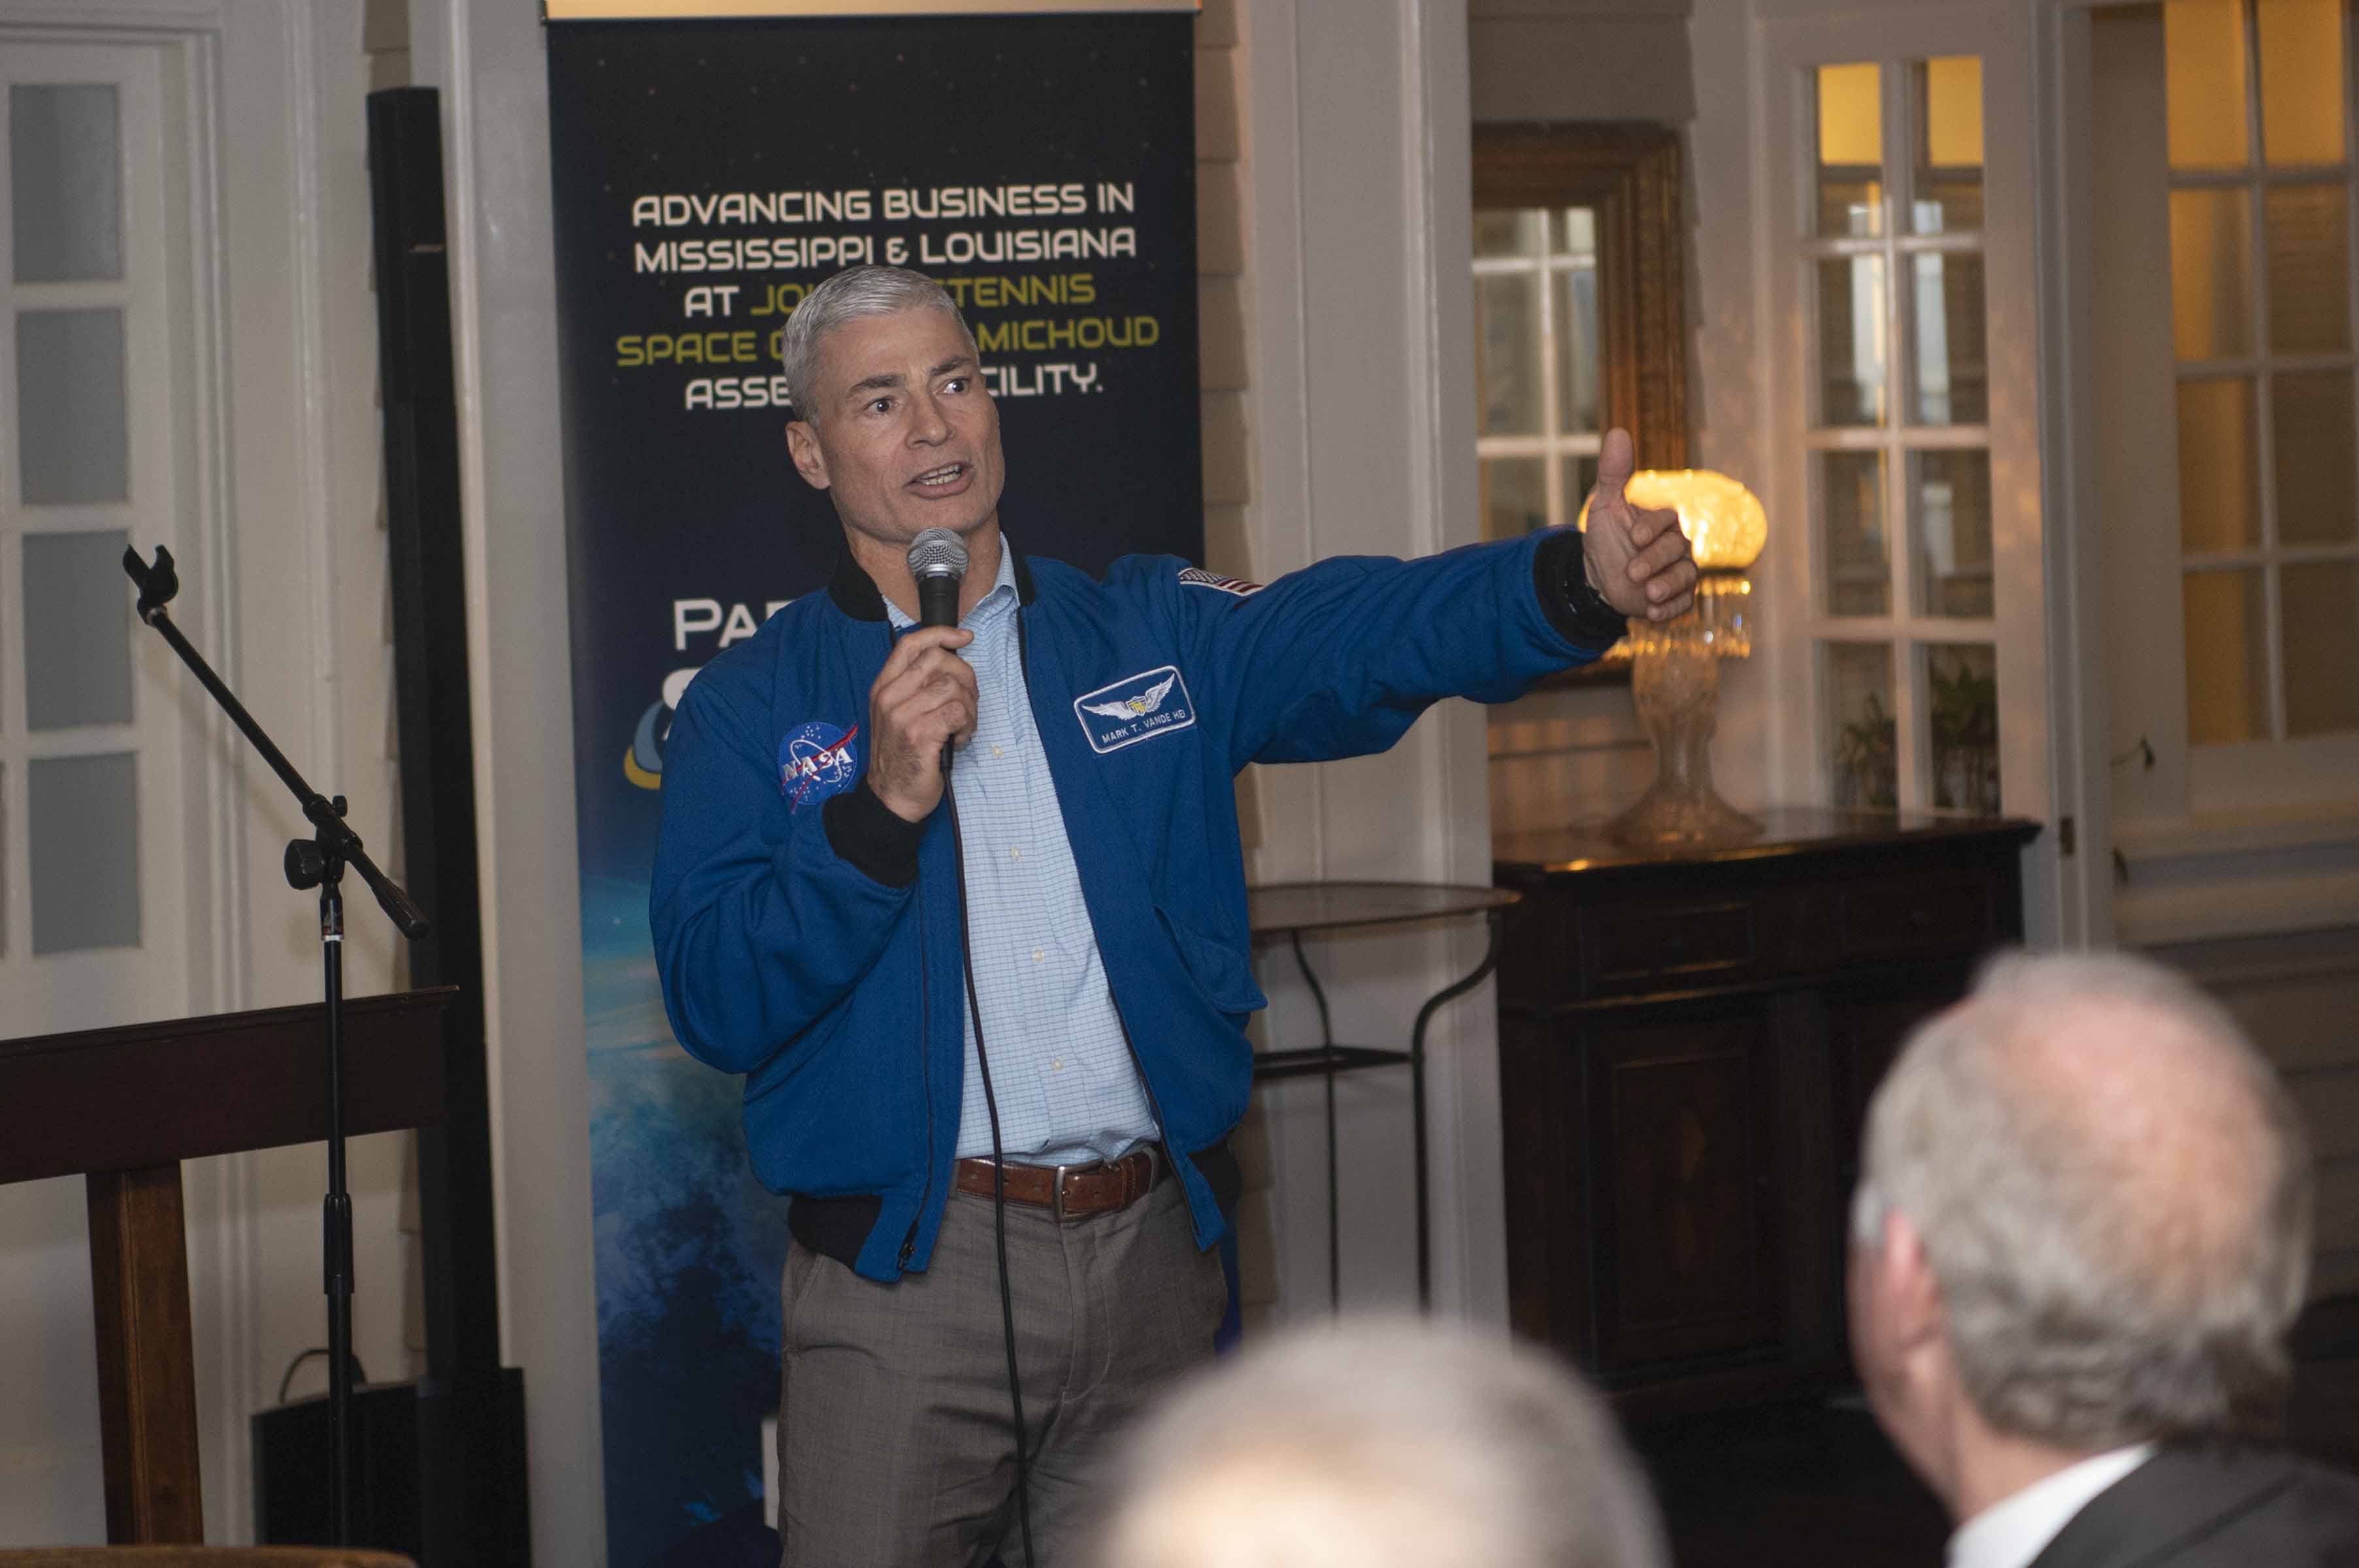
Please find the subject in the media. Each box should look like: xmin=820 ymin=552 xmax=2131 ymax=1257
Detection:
xmin=1826 ymin=973 xmax=1975 ymax=1200
xmin=1821 ymin=970 xmax=1976 ymax=1373
xmin=1585 ymin=1007 xmax=1784 ymax=1373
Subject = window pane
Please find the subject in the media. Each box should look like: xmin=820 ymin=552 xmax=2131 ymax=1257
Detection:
xmin=16 ymin=308 xmax=128 ymax=504
xmin=2171 ymin=188 xmax=2254 ymax=361
xmin=2166 ymin=0 xmax=2254 ymax=170
xmin=1555 ymin=265 xmax=1601 ymax=434
xmin=2283 ymin=560 xmax=2359 ymax=734
xmin=2178 ymin=378 xmax=2262 ymax=551
xmin=1816 ymin=63 xmax=1884 ymax=237
xmin=1481 ymin=457 xmax=1546 ymax=542
xmin=1474 ymin=210 xmax=1543 ymax=259
xmin=2258 ymin=0 xmax=2347 ymax=166
xmin=1819 ymin=256 xmax=1888 ymax=427
xmin=1911 ymin=252 xmax=1988 ymax=425
xmin=2265 ymin=184 xmax=2351 ymax=353
xmin=2183 ymin=568 xmax=2271 ymax=742
xmin=1825 ymin=642 xmax=1898 ymax=808
xmin=1926 ymin=643 xmax=2001 ymax=814
xmin=1562 ymin=453 xmax=1600 ymax=531
xmin=1823 ymin=450 xmax=1889 ymax=615
xmin=1911 ymin=57 xmax=1984 ymax=234
xmin=10 ymin=85 xmax=120 ymax=283
xmin=23 ymin=530 xmax=133 ymax=730
xmin=1556 ymin=208 xmax=1597 ymax=257
xmin=1476 ymin=272 xmax=1542 ymax=436
xmin=29 ymin=750 xmax=139 ymax=953
xmin=1914 ymin=449 xmax=1995 ymax=618
xmin=2273 ymin=370 xmax=2358 ymax=544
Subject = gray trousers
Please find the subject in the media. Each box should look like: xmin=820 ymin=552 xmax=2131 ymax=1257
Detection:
xmin=777 ymin=1167 xmax=1226 ymax=1567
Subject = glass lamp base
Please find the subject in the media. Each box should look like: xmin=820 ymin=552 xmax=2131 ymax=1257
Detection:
xmin=1605 ymin=777 xmax=1763 ymax=848
xmin=1607 ymin=601 xmax=1762 ymax=850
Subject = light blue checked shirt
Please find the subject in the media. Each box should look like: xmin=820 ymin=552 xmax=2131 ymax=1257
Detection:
xmin=885 ymin=544 xmax=1161 ymax=1164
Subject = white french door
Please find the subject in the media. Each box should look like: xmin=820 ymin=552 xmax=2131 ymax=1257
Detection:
xmin=0 ymin=38 xmax=191 ymax=1036
xmin=1758 ymin=3 xmax=2060 ymax=939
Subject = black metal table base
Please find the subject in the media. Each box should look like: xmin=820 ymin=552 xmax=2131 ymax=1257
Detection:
xmin=1249 ymin=909 xmax=1505 ymax=1311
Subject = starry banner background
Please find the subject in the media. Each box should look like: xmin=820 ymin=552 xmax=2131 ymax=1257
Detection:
xmin=543 ymin=14 xmax=1199 ymax=1561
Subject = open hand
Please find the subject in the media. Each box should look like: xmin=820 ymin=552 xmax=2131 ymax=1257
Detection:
xmin=1581 ymin=428 xmax=1698 ymax=622
xmin=865 ymin=625 xmax=978 ymax=822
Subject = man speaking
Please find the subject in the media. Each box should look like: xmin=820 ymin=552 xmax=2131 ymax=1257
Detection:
xmin=650 ymin=264 xmax=1696 ymax=1565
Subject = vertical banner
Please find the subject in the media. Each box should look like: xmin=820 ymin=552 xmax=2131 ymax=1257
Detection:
xmin=544 ymin=11 xmax=1199 ymax=1561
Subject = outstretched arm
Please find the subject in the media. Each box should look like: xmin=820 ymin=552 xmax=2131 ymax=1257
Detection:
xmin=1158 ymin=427 xmax=1692 ymax=771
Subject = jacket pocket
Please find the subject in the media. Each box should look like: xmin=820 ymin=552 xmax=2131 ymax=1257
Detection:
xmin=1154 ymin=906 xmax=1268 ymax=1017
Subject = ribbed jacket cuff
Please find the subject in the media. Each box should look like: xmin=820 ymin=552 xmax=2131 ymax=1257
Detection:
xmin=823 ymin=779 xmax=926 ymax=888
xmin=1533 ymin=528 xmax=1632 ymax=651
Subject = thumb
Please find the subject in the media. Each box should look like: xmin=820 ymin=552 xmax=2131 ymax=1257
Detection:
xmin=1593 ymin=427 xmax=1636 ymax=505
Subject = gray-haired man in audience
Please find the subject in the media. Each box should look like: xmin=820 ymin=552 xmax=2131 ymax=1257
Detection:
xmin=1849 ymin=949 xmax=2359 ymax=1568
xmin=1089 ymin=1317 xmax=1666 ymax=1568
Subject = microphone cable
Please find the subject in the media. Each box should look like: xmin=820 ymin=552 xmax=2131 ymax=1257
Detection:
xmin=908 ymin=527 xmax=1033 ymax=1564
xmin=946 ymin=769 xmax=1038 ymax=1567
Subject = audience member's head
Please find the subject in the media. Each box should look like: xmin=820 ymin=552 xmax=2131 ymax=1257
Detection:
xmin=1091 ymin=1317 xmax=1666 ymax=1568
xmin=1850 ymin=949 xmax=2312 ymax=1512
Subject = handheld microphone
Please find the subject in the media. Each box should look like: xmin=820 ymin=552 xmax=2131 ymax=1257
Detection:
xmin=906 ymin=528 xmax=969 ymax=773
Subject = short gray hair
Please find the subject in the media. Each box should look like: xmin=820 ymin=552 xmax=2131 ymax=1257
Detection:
xmin=778 ymin=263 xmax=977 ymax=417
xmin=1090 ymin=1318 xmax=1667 ymax=1568
xmin=1855 ymin=949 xmax=2313 ymax=1447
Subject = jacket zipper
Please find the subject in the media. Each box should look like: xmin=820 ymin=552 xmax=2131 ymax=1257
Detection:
xmin=1014 ymin=606 xmax=1181 ymax=1186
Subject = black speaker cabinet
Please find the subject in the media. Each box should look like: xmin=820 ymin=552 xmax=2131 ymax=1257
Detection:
xmin=253 ymin=1371 xmax=527 ymax=1560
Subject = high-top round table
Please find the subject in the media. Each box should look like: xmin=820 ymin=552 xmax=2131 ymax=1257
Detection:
xmin=1244 ymin=881 xmax=1520 ymax=1309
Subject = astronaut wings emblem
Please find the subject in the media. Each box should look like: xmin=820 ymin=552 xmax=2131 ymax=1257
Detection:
xmin=1074 ymin=665 xmax=1195 ymax=755
xmin=1082 ymin=672 xmax=1178 ymax=721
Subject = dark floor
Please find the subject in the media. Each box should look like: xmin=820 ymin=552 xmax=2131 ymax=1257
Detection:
xmin=1634 ymin=1315 xmax=2359 ymax=1568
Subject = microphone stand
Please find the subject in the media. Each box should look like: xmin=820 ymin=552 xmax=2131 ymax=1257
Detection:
xmin=122 ymin=545 xmax=429 ymax=1546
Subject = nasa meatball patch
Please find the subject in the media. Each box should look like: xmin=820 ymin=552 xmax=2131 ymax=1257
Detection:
xmin=780 ymin=721 xmax=860 ymax=809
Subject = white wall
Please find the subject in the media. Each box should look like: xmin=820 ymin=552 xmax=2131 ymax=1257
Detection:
xmin=1681 ymin=0 xmax=1773 ymax=807
xmin=1228 ymin=0 xmax=1518 ymax=1327
xmin=1470 ymin=0 xmax=1694 ymax=122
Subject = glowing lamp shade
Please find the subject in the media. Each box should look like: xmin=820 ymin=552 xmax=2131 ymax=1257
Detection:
xmin=1577 ymin=468 xmax=1768 ymax=572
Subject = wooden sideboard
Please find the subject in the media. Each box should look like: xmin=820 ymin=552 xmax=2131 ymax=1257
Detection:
xmin=1493 ymin=809 xmax=2041 ymax=1420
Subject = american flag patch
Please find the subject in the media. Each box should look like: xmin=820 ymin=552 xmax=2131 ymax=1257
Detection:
xmin=1178 ymin=566 xmax=1264 ymax=597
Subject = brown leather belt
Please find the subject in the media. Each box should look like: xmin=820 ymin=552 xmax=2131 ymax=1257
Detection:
xmin=953 ymin=1148 xmax=1158 ymax=1220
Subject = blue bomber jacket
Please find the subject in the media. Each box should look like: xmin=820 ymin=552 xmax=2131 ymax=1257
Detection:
xmin=650 ymin=525 xmax=1621 ymax=1282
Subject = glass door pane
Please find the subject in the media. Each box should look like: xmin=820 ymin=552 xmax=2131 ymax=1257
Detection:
xmin=1926 ymin=643 xmax=2000 ymax=812
xmin=9 ymin=84 xmax=120 ymax=283
xmin=1913 ymin=449 xmax=1995 ymax=617
xmin=1826 ymin=642 xmax=1898 ymax=808
xmin=2183 ymin=567 xmax=2271 ymax=742
xmin=1910 ymin=57 xmax=1984 ymax=233
xmin=1816 ymin=63 xmax=1885 ymax=236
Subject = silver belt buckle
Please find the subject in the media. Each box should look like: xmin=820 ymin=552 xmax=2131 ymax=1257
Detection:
xmin=1052 ymin=1163 xmax=1074 ymax=1223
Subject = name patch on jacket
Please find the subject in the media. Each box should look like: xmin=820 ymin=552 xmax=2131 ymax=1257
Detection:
xmin=1074 ymin=666 xmax=1195 ymax=755
xmin=780 ymin=720 xmax=859 ymax=809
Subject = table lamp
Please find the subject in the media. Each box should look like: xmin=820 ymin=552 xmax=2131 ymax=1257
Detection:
xmin=1578 ymin=469 xmax=1766 ymax=847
